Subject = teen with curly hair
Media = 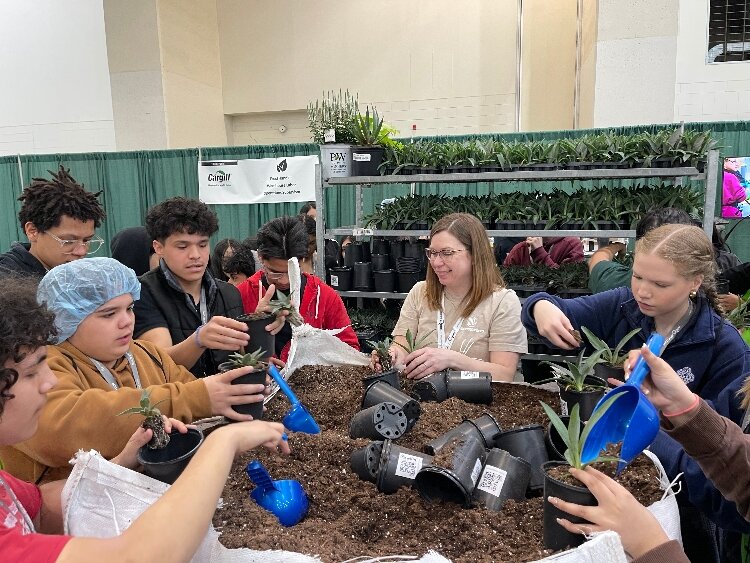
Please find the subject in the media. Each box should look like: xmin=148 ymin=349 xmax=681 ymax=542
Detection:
xmin=0 ymin=166 xmax=106 ymax=278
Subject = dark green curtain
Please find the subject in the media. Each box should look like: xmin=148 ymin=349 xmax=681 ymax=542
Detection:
xmin=0 ymin=120 xmax=748 ymax=261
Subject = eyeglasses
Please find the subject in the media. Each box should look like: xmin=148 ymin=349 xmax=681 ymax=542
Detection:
xmin=263 ymin=265 xmax=289 ymax=281
xmin=45 ymin=231 xmax=104 ymax=255
xmin=425 ymin=248 xmax=465 ymax=261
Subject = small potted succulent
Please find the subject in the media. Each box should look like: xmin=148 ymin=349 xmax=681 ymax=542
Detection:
xmin=536 ymin=349 xmax=607 ymax=421
xmin=581 ymin=326 xmax=642 ymax=384
xmin=119 ymin=389 xmax=204 ymax=484
xmin=217 ymin=347 xmax=268 ymax=420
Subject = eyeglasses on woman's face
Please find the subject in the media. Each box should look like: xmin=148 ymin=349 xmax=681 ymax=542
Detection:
xmin=425 ymin=248 xmax=465 ymax=261
xmin=45 ymin=231 xmax=104 ymax=255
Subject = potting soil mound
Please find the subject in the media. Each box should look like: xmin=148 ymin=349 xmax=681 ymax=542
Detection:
xmin=214 ymin=364 xmax=663 ymax=562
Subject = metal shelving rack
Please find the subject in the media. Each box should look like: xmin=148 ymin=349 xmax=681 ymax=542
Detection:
xmin=313 ymin=149 xmax=720 ymax=294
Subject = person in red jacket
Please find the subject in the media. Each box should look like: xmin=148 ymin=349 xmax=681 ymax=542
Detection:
xmin=237 ymin=216 xmax=359 ymax=362
xmin=503 ymin=236 xmax=584 ymax=268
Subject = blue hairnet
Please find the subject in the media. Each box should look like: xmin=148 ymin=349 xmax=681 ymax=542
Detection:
xmin=37 ymin=257 xmax=141 ymax=344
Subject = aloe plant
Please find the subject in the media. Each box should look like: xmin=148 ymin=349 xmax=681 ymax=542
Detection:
xmin=538 ymin=349 xmax=607 ymax=392
xmin=394 ymin=328 xmax=433 ymax=354
xmin=269 ymin=290 xmax=304 ymax=327
xmin=367 ymin=336 xmax=395 ymax=371
xmin=581 ymin=326 xmax=642 ymax=368
xmin=351 ymin=106 xmax=384 ymax=146
xmin=117 ymin=389 xmax=170 ymax=449
xmin=541 ymin=398 xmax=624 ymax=470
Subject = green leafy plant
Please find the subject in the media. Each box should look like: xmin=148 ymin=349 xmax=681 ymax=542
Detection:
xmin=117 ymin=389 xmax=170 ymax=450
xmin=538 ymin=349 xmax=607 ymax=392
xmin=541 ymin=398 xmax=624 ymax=469
xmin=269 ymin=290 xmax=304 ymax=327
xmin=307 ymin=89 xmax=358 ymax=145
xmin=226 ymin=347 xmax=268 ymax=369
xmin=351 ymin=106 xmax=384 ymax=146
xmin=367 ymin=336 xmax=394 ymax=371
xmin=394 ymin=328 xmax=433 ymax=354
xmin=581 ymin=326 xmax=641 ymax=368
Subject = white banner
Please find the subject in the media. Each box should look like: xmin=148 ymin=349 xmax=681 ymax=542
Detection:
xmin=198 ymin=156 xmax=317 ymax=204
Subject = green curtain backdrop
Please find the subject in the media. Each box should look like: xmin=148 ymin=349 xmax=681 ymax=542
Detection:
xmin=0 ymin=120 xmax=748 ymax=261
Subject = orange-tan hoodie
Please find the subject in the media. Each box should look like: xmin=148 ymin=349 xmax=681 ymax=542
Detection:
xmin=0 ymin=340 xmax=212 ymax=483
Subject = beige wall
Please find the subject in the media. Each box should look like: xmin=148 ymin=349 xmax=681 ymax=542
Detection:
xmin=157 ymin=0 xmax=227 ymax=148
xmin=218 ymin=0 xmax=519 ymax=142
xmin=520 ymin=0 xmax=577 ymax=131
xmin=577 ymin=0 xmax=599 ymax=128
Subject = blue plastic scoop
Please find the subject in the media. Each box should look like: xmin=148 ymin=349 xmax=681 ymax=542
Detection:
xmin=267 ymin=364 xmax=321 ymax=434
xmin=246 ymin=460 xmax=309 ymax=526
xmin=581 ymin=332 xmax=664 ymax=473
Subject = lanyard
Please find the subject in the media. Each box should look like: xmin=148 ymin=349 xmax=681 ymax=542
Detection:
xmin=659 ymin=300 xmax=695 ymax=350
xmin=198 ymin=287 xmax=208 ymax=325
xmin=0 ymin=475 xmax=34 ymax=534
xmin=90 ymin=352 xmax=142 ymax=390
xmin=437 ymin=293 xmax=465 ymax=350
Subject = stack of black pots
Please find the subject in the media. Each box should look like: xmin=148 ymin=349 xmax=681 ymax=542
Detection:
xmin=394 ymin=239 xmax=427 ymax=294
xmin=371 ymin=238 xmax=396 ymax=292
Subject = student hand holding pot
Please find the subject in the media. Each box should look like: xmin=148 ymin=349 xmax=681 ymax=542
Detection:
xmin=254 ymin=283 xmax=289 ymax=335
xmin=194 ymin=316 xmax=250 ymax=351
xmin=548 ymin=466 xmax=669 ymax=559
xmin=203 ymin=366 xmax=268 ymax=421
xmin=111 ymin=417 xmax=190 ymax=469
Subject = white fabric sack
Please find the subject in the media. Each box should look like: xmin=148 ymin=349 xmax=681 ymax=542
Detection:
xmin=62 ymin=450 xmax=320 ymax=563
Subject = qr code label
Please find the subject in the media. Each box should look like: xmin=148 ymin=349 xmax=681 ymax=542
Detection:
xmin=560 ymin=398 xmax=568 ymax=416
xmin=471 ymin=458 xmax=483 ymax=485
xmin=330 ymin=275 xmax=339 ymax=287
xmin=395 ymin=453 xmax=423 ymax=479
xmin=460 ymin=371 xmax=480 ymax=379
xmin=477 ymin=464 xmax=508 ymax=497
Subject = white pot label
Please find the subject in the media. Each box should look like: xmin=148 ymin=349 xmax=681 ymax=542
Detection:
xmin=560 ymin=398 xmax=568 ymax=416
xmin=477 ymin=464 xmax=508 ymax=497
xmin=324 ymin=129 xmax=336 ymax=143
xmin=471 ymin=458 xmax=483 ymax=485
xmin=395 ymin=452 xmax=424 ymax=479
xmin=460 ymin=371 xmax=480 ymax=379
xmin=330 ymin=275 xmax=339 ymax=287
xmin=353 ymin=153 xmax=371 ymax=162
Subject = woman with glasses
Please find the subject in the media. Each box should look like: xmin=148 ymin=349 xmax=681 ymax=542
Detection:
xmin=236 ymin=216 xmax=359 ymax=362
xmin=375 ymin=213 xmax=527 ymax=382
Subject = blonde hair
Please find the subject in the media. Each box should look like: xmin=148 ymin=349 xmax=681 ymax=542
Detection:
xmin=425 ymin=213 xmax=504 ymax=317
xmin=635 ymin=224 xmax=722 ymax=315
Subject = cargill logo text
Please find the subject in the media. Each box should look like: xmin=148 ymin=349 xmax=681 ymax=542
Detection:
xmin=208 ymin=171 xmax=231 ymax=182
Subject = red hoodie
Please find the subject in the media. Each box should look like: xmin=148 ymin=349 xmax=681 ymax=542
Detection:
xmin=237 ymin=271 xmax=360 ymax=362
xmin=503 ymin=236 xmax=584 ymax=268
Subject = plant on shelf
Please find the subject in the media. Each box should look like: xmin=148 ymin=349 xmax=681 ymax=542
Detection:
xmin=307 ymin=89 xmax=358 ymax=145
xmin=351 ymin=106 xmax=384 ymax=146
xmin=540 ymin=398 xmax=623 ymax=470
xmin=117 ymin=389 xmax=169 ymax=450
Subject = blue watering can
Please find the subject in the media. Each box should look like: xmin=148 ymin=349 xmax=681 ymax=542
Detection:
xmin=246 ymin=460 xmax=308 ymax=526
xmin=267 ymin=364 xmax=321 ymax=434
xmin=581 ymin=332 xmax=664 ymax=473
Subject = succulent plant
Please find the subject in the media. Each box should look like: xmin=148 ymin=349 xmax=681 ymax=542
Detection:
xmin=226 ymin=347 xmax=268 ymax=369
xmin=117 ymin=389 xmax=170 ymax=450
xmin=269 ymin=290 xmax=304 ymax=327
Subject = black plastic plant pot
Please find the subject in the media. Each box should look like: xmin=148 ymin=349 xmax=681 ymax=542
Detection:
xmin=473 ymin=448 xmax=532 ymax=511
xmin=351 ymin=146 xmax=385 ymax=176
xmin=350 ymin=440 xmax=383 ymax=483
xmin=594 ymin=363 xmax=625 ymax=386
xmin=467 ymin=412 xmax=503 ymax=448
xmin=414 ymin=435 xmax=487 ymax=507
xmin=344 ymin=243 xmax=365 ymax=268
xmin=425 ymin=419 xmax=487 ymax=455
xmin=375 ymin=439 xmax=434 ymax=494
xmin=328 ymin=267 xmax=353 ymax=291
xmin=396 ymin=256 xmax=420 ymax=273
xmin=362 ymin=368 xmax=400 ymax=389
xmin=495 ymin=424 xmax=548 ymax=491
xmin=229 ymin=367 xmax=266 ymax=419
xmin=373 ymin=269 xmax=396 ymax=293
xmin=544 ymin=416 xmax=574 ymax=461
xmin=397 ymin=272 xmax=421 ymax=293
xmin=372 ymin=238 xmax=390 ymax=256
xmin=235 ymin=312 xmax=275 ymax=362
xmin=559 ymin=377 xmax=606 ymax=421
xmin=389 ymin=240 xmax=404 ymax=264
xmin=411 ymin=371 xmax=449 ymax=402
xmin=138 ymin=428 xmax=204 ymax=484
xmin=445 ymin=370 xmax=493 ymax=404
xmin=349 ymin=402 xmax=408 ymax=440
xmin=543 ymin=461 xmax=598 ymax=550
xmin=353 ymin=262 xmax=373 ymax=291
xmin=371 ymin=254 xmax=390 ymax=271
xmin=362 ymin=381 xmax=421 ymax=431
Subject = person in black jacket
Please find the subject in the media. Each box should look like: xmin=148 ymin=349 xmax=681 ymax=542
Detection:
xmin=0 ymin=166 xmax=105 ymax=280
xmin=133 ymin=197 xmax=251 ymax=377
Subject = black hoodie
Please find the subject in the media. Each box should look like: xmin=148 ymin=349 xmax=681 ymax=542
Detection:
xmin=0 ymin=242 xmax=46 ymax=279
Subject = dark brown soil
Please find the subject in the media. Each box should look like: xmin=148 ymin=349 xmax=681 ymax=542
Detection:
xmin=214 ymin=365 xmax=663 ymax=562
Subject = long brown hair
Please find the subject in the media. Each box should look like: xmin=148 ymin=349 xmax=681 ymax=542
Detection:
xmin=634 ymin=224 xmax=722 ymax=314
xmin=425 ymin=213 xmax=504 ymax=317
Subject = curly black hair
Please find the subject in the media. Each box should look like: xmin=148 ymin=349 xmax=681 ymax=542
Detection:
xmin=145 ymin=197 xmax=219 ymax=242
xmin=299 ymin=201 xmax=316 ymax=215
xmin=223 ymin=242 xmax=257 ymax=277
xmin=18 ymin=165 xmax=106 ymax=231
xmin=256 ymin=216 xmax=308 ymax=260
xmin=0 ymin=277 xmax=57 ymax=418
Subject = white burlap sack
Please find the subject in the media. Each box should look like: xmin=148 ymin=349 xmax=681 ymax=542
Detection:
xmin=62 ymin=450 xmax=320 ymax=563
